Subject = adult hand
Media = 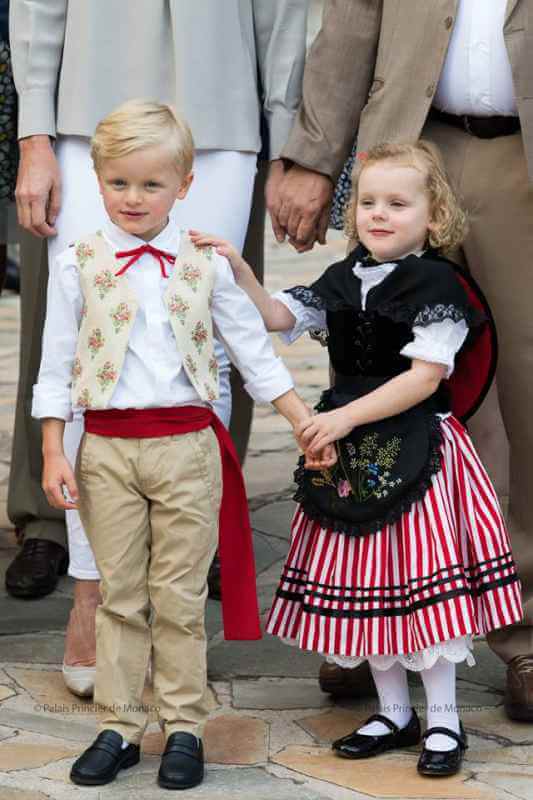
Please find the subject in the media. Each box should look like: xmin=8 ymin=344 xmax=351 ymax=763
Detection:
xmin=270 ymin=164 xmax=334 ymax=252
xmin=15 ymin=135 xmax=62 ymax=237
xmin=265 ymin=159 xmax=286 ymax=244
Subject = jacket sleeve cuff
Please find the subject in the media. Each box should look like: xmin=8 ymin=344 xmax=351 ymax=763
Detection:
xmin=243 ymin=361 xmax=294 ymax=404
xmin=267 ymin=108 xmax=297 ymax=161
xmin=17 ymin=89 xmax=57 ymax=139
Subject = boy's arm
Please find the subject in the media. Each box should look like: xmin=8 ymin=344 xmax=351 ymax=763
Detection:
xmin=33 ymin=249 xmax=83 ymax=508
xmin=41 ymin=418 xmax=78 ymax=509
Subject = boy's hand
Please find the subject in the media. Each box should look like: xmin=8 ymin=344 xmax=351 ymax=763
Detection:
xmin=304 ymin=443 xmax=338 ymax=471
xmin=296 ymin=408 xmax=354 ymax=455
xmin=188 ymin=230 xmax=250 ymax=282
xmin=42 ymin=453 xmax=79 ymax=510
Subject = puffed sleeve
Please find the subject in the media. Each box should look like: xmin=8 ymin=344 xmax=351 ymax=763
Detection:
xmin=400 ymin=318 xmax=469 ymax=378
xmin=274 ymin=287 xmax=327 ymax=344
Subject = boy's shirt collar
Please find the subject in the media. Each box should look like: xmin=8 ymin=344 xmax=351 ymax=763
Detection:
xmin=101 ymin=217 xmax=180 ymax=257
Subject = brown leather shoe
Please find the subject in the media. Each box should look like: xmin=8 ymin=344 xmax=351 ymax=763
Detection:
xmin=505 ymin=655 xmax=533 ymax=721
xmin=319 ymin=660 xmax=376 ymax=698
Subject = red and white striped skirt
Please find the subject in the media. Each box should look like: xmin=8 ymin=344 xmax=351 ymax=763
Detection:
xmin=266 ymin=415 xmax=522 ymax=658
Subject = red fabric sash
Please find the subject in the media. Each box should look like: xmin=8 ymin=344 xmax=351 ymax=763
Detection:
xmin=84 ymin=406 xmax=262 ymax=641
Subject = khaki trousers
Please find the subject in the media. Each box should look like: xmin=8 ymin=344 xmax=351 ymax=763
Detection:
xmin=7 ymin=168 xmax=265 ymax=543
xmin=76 ymin=429 xmax=222 ymax=743
xmin=423 ymin=119 xmax=533 ymax=661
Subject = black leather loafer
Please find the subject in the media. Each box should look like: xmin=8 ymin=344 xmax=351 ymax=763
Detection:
xmin=417 ymin=723 xmax=468 ymax=777
xmin=332 ymin=710 xmax=421 ymax=759
xmin=5 ymin=538 xmax=68 ymax=598
xmin=158 ymin=732 xmax=204 ymax=790
xmin=70 ymin=730 xmax=140 ymax=786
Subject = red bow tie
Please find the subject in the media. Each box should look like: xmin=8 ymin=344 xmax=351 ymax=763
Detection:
xmin=115 ymin=243 xmax=176 ymax=278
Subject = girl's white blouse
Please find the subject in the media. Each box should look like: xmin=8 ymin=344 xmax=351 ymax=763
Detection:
xmin=275 ymin=260 xmax=469 ymax=378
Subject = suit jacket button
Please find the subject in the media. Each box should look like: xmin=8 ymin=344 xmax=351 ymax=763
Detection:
xmin=426 ymin=83 xmax=436 ymax=98
xmin=445 ymin=16 xmax=453 ymax=29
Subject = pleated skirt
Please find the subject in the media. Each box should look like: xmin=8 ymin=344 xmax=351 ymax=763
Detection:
xmin=266 ymin=415 xmax=523 ymax=658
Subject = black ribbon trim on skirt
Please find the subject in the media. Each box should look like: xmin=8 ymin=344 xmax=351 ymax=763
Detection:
xmin=283 ymin=552 xmax=515 ymax=591
xmin=275 ymin=573 xmax=520 ymax=619
xmin=279 ymin=556 xmax=518 ymax=603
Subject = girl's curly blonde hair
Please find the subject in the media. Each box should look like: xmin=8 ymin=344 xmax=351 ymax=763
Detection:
xmin=344 ymin=140 xmax=467 ymax=254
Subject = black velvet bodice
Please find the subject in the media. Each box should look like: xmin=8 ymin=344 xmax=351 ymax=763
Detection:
xmin=326 ymin=308 xmax=412 ymax=378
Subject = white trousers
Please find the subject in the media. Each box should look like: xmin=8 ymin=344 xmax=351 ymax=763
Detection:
xmin=49 ymin=136 xmax=257 ymax=579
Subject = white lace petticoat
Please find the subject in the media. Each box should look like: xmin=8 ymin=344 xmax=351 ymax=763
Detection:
xmin=326 ymin=636 xmax=476 ymax=671
xmin=281 ymin=635 xmax=476 ymax=672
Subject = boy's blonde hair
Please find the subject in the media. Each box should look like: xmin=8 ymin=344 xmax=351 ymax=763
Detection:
xmin=344 ymin=140 xmax=467 ymax=253
xmin=91 ymin=99 xmax=194 ymax=176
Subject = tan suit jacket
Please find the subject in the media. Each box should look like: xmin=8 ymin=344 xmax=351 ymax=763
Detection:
xmin=283 ymin=0 xmax=533 ymax=180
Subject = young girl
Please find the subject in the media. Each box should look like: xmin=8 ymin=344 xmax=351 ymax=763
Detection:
xmin=190 ymin=141 xmax=523 ymax=778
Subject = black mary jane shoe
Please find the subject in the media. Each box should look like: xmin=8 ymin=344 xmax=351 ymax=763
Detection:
xmin=332 ymin=710 xmax=421 ymax=759
xmin=417 ymin=723 xmax=468 ymax=777
xmin=158 ymin=732 xmax=204 ymax=790
xmin=70 ymin=730 xmax=140 ymax=786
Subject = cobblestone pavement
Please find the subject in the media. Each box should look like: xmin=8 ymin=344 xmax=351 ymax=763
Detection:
xmin=1 ymin=227 xmax=532 ymax=800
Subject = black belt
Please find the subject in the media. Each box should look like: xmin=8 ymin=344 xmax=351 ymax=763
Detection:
xmin=430 ymin=107 xmax=520 ymax=139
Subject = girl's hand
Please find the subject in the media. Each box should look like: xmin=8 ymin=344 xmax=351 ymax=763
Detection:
xmin=42 ymin=453 xmax=79 ymax=510
xmin=188 ymin=230 xmax=249 ymax=282
xmin=296 ymin=408 xmax=354 ymax=454
xmin=304 ymin=443 xmax=338 ymax=471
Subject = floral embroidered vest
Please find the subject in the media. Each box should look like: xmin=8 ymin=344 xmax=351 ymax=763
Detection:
xmin=71 ymin=230 xmax=219 ymax=410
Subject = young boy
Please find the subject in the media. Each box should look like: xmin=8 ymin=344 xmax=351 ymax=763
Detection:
xmin=32 ymin=99 xmax=324 ymax=789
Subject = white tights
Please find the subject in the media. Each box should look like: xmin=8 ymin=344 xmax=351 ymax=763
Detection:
xmin=358 ymin=658 xmax=460 ymax=751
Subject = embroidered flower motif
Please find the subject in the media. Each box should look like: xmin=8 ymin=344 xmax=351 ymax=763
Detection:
xmin=193 ymin=243 xmax=213 ymax=260
xmin=88 ymin=328 xmax=105 ymax=358
xmin=191 ymin=321 xmax=208 ymax=353
xmin=81 ymin=301 xmax=88 ymax=320
xmin=169 ymin=293 xmax=190 ymax=325
xmin=96 ymin=361 xmax=118 ymax=391
xmin=75 ymin=242 xmax=95 ymax=268
xmin=93 ymin=269 xmax=117 ymax=299
xmin=344 ymin=434 xmax=402 ymax=501
xmin=204 ymin=382 xmax=217 ymax=402
xmin=337 ymin=479 xmax=352 ymax=498
xmin=77 ymin=388 xmax=92 ymax=408
xmin=72 ymin=358 xmax=82 ymax=384
xmin=180 ymin=262 xmax=202 ymax=292
xmin=184 ymin=354 xmax=198 ymax=378
xmin=110 ymin=302 xmax=132 ymax=333
xmin=208 ymin=356 xmax=218 ymax=379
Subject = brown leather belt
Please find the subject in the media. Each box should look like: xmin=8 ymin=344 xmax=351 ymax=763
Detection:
xmin=430 ymin=107 xmax=520 ymax=139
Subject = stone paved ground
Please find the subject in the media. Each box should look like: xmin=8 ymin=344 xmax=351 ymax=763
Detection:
xmin=1 ymin=227 xmax=533 ymax=800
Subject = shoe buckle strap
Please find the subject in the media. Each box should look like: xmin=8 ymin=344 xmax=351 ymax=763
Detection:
xmin=363 ymin=713 xmax=400 ymax=734
xmin=422 ymin=727 xmax=467 ymax=749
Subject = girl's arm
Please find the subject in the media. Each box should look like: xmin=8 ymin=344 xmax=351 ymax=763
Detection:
xmin=298 ymin=359 xmax=447 ymax=454
xmin=189 ymin=230 xmax=296 ymax=331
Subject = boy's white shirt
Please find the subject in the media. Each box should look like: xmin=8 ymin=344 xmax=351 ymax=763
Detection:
xmin=32 ymin=219 xmax=293 ymax=421
xmin=275 ymin=259 xmax=469 ymax=379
